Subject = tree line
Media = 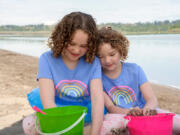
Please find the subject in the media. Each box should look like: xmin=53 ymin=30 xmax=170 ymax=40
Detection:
xmin=0 ymin=20 xmax=180 ymax=34
xmin=99 ymin=20 xmax=180 ymax=34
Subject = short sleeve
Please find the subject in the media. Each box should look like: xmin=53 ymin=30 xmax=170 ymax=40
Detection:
xmin=90 ymin=57 xmax=102 ymax=80
xmin=137 ymin=65 xmax=148 ymax=86
xmin=37 ymin=53 xmax=53 ymax=81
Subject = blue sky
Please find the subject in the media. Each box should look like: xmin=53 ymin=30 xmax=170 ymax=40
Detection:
xmin=0 ymin=0 xmax=180 ymax=25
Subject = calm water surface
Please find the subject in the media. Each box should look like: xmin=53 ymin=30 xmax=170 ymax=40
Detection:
xmin=0 ymin=34 xmax=180 ymax=88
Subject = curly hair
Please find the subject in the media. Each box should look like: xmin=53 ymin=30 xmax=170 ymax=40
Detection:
xmin=97 ymin=27 xmax=130 ymax=61
xmin=48 ymin=12 xmax=98 ymax=63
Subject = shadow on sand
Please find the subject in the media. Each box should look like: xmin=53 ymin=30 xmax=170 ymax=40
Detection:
xmin=0 ymin=120 xmax=24 ymax=135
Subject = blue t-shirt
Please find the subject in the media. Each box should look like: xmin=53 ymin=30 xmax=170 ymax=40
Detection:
xmin=102 ymin=62 xmax=148 ymax=109
xmin=37 ymin=51 xmax=102 ymax=104
xmin=28 ymin=51 xmax=103 ymax=123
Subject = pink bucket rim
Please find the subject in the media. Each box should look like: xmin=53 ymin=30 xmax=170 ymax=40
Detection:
xmin=124 ymin=113 xmax=175 ymax=120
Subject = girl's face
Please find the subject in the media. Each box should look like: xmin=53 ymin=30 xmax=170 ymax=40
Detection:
xmin=63 ymin=29 xmax=88 ymax=62
xmin=98 ymin=43 xmax=121 ymax=72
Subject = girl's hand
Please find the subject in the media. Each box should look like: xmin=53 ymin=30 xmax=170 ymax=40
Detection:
xmin=127 ymin=107 xmax=157 ymax=116
xmin=127 ymin=107 xmax=143 ymax=116
xmin=142 ymin=108 xmax=157 ymax=116
xmin=142 ymin=107 xmax=151 ymax=116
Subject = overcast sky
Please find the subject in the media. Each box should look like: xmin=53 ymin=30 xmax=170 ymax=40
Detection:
xmin=0 ymin=0 xmax=180 ymax=25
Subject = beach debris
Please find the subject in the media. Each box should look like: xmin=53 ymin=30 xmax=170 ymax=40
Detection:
xmin=127 ymin=108 xmax=157 ymax=116
xmin=110 ymin=127 xmax=128 ymax=135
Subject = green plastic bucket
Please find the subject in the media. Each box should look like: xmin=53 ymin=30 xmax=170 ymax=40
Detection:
xmin=35 ymin=106 xmax=87 ymax=135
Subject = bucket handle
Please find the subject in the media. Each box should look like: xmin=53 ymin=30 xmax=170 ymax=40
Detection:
xmin=35 ymin=112 xmax=86 ymax=135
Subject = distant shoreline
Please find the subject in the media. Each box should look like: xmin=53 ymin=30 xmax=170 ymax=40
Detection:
xmin=0 ymin=31 xmax=51 ymax=37
xmin=0 ymin=31 xmax=180 ymax=36
xmin=1 ymin=19 xmax=180 ymax=36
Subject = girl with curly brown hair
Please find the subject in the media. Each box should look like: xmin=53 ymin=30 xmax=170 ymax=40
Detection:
xmin=97 ymin=27 xmax=180 ymax=135
xmin=23 ymin=12 xmax=104 ymax=135
xmin=97 ymin=26 xmax=158 ymax=114
xmin=97 ymin=27 xmax=158 ymax=135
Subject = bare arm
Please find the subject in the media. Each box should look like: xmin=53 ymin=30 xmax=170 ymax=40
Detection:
xmin=38 ymin=78 xmax=56 ymax=109
xmin=90 ymin=79 xmax=104 ymax=135
xmin=140 ymin=82 xmax=158 ymax=114
xmin=104 ymin=92 xmax=130 ymax=114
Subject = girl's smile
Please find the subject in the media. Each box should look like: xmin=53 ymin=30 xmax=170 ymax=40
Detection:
xmin=105 ymin=64 xmax=113 ymax=68
xmin=69 ymin=52 xmax=80 ymax=57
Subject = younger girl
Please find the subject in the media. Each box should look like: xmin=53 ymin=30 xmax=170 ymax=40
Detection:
xmin=23 ymin=12 xmax=104 ymax=135
xmin=97 ymin=27 xmax=180 ymax=134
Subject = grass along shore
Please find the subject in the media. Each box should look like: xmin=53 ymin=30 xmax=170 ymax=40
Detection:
xmin=1 ymin=30 xmax=180 ymax=37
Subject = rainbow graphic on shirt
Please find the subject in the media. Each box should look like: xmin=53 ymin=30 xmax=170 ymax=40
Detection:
xmin=55 ymin=80 xmax=89 ymax=98
xmin=108 ymin=86 xmax=136 ymax=106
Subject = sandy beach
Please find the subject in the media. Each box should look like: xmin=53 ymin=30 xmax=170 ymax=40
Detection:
xmin=0 ymin=49 xmax=180 ymax=135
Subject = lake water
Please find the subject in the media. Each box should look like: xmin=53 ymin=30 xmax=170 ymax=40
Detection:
xmin=0 ymin=34 xmax=180 ymax=88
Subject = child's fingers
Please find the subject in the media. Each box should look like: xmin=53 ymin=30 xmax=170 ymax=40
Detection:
xmin=128 ymin=108 xmax=158 ymax=116
xmin=143 ymin=108 xmax=150 ymax=115
xmin=136 ymin=109 xmax=143 ymax=116
xmin=128 ymin=108 xmax=142 ymax=116
xmin=143 ymin=108 xmax=157 ymax=116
